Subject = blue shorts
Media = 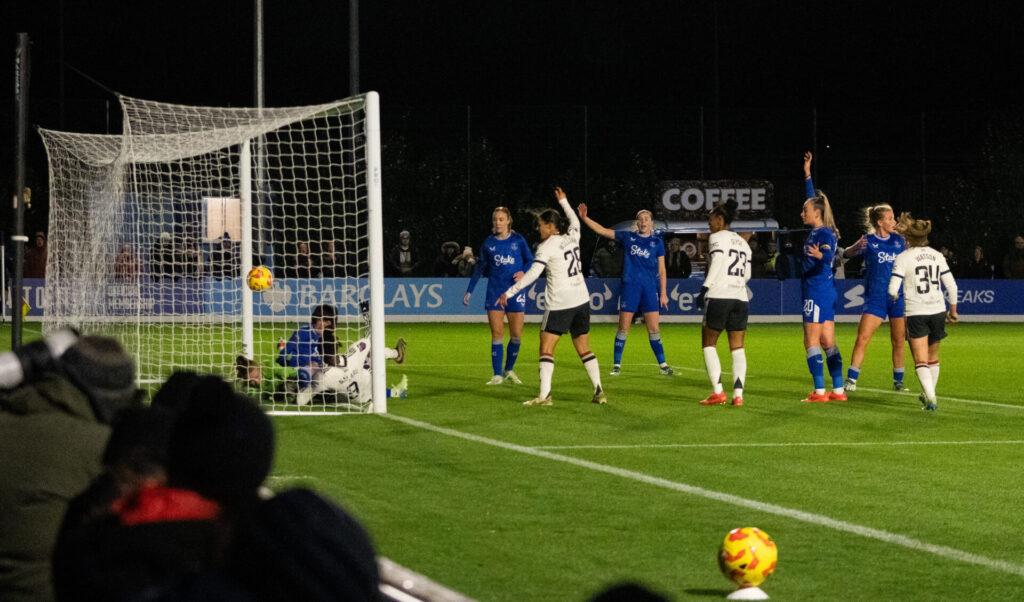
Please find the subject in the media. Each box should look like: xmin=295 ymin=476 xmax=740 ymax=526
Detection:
xmin=863 ymin=293 xmax=905 ymax=320
xmin=486 ymin=291 xmax=527 ymax=313
xmin=618 ymin=281 xmax=660 ymax=314
xmin=803 ymin=289 xmax=836 ymax=323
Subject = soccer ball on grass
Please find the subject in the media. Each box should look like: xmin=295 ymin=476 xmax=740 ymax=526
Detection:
xmin=717 ymin=527 xmax=777 ymax=588
xmin=247 ymin=266 xmax=273 ymax=291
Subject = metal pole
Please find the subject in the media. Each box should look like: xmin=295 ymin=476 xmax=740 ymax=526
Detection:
xmin=59 ymin=0 xmax=65 ymax=129
xmin=12 ymin=33 xmax=30 ymax=349
xmin=466 ymin=105 xmax=471 ymax=246
xmin=920 ymin=111 xmax=927 ymax=215
xmin=699 ymin=105 xmax=704 ymax=179
xmin=349 ymin=0 xmax=359 ymax=95
xmin=583 ymin=105 xmax=588 ymax=202
xmin=712 ymin=0 xmax=720 ymax=178
xmin=812 ymin=105 xmax=818 ymax=183
xmin=255 ymin=0 xmax=264 ymax=108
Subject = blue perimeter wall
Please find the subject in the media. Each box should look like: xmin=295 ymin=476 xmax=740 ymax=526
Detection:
xmin=16 ymin=278 xmax=1024 ymax=322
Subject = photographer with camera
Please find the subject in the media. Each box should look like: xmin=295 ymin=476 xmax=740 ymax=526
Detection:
xmin=0 ymin=332 xmax=140 ymax=602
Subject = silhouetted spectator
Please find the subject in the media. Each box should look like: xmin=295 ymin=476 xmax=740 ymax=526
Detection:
xmin=211 ymin=233 xmax=240 ymax=280
xmin=151 ymin=232 xmax=178 ymax=280
xmin=455 ymin=246 xmax=476 ymax=277
xmin=964 ymin=244 xmax=993 ymax=279
xmin=386 ymin=230 xmax=423 ymax=276
xmin=749 ymin=236 xmax=769 ymax=278
xmin=318 ymin=241 xmax=344 ymax=278
xmin=591 ymin=238 xmax=623 ymax=277
xmin=765 ymin=239 xmax=780 ymax=277
xmin=434 ymin=241 xmax=461 ymax=277
xmin=114 ymin=244 xmax=139 ymax=281
xmin=664 ymin=236 xmax=691 ymax=279
xmin=228 ymin=488 xmax=379 ymax=602
xmin=939 ymin=245 xmax=961 ymax=278
xmin=1002 ymin=235 xmax=1024 ymax=278
xmin=24 ymin=231 xmax=47 ymax=278
xmin=0 ymin=335 xmax=138 ymax=602
xmin=775 ymin=240 xmax=803 ymax=280
xmin=288 ymin=241 xmax=319 ymax=279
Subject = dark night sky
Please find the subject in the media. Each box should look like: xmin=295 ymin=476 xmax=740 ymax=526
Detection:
xmin=3 ymin=0 xmax=1023 ymax=125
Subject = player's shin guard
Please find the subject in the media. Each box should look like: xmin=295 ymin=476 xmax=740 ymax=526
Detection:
xmin=703 ymin=346 xmax=723 ymax=394
xmin=539 ymin=355 xmax=554 ymax=399
xmin=648 ymin=332 xmax=667 ymax=365
xmin=928 ymin=361 xmax=940 ymax=389
xmin=806 ymin=346 xmax=826 ymax=393
xmin=504 ymin=337 xmax=521 ymax=372
xmin=580 ymin=351 xmax=602 ymax=392
xmin=613 ymin=332 xmax=627 ymax=367
xmin=824 ymin=346 xmax=844 ymax=391
xmin=491 ymin=339 xmax=503 ymax=376
xmin=915 ymin=362 xmax=936 ymax=401
xmin=731 ymin=347 xmax=746 ymax=399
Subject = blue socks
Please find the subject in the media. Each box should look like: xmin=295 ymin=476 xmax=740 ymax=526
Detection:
xmin=491 ymin=339 xmax=503 ymax=376
xmin=504 ymin=337 xmax=521 ymax=372
xmin=893 ymin=367 xmax=904 ymax=384
xmin=824 ymin=346 xmax=844 ymax=389
xmin=806 ymin=346 xmax=825 ymax=390
xmin=613 ymin=332 xmax=627 ymax=366
xmin=648 ymin=333 xmax=667 ymax=365
xmin=847 ymin=365 xmax=860 ymax=382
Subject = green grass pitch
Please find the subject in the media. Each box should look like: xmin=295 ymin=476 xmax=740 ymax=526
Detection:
xmin=5 ymin=321 xmax=1024 ymax=600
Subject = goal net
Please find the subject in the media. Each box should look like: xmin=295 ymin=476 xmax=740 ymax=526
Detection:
xmin=38 ymin=92 xmax=388 ymax=414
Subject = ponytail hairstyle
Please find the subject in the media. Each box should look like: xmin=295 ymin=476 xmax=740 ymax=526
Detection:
xmin=709 ymin=199 xmax=739 ymax=226
xmin=861 ymin=204 xmax=893 ymax=235
xmin=807 ymin=190 xmax=840 ymax=240
xmin=895 ymin=211 xmax=931 ymax=248
xmin=536 ymin=208 xmax=568 ymax=235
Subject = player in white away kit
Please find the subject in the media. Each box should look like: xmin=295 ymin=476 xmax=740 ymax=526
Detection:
xmin=696 ymin=200 xmax=752 ymax=406
xmin=499 ymin=187 xmax=606 ymax=406
xmin=887 ymin=213 xmax=958 ymax=411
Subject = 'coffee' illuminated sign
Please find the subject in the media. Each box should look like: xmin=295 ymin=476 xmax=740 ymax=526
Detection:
xmin=658 ymin=180 xmax=774 ymax=220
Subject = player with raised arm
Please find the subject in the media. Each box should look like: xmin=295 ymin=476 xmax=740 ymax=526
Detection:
xmin=842 ymin=204 xmax=909 ymax=392
xmin=463 ymin=207 xmax=534 ymax=385
xmin=888 ymin=213 xmax=958 ymax=410
xmin=499 ymin=187 xmax=606 ymax=406
xmin=577 ymin=204 xmax=672 ymax=376
xmin=696 ymin=200 xmax=752 ymax=406
xmin=799 ymin=152 xmax=846 ymax=403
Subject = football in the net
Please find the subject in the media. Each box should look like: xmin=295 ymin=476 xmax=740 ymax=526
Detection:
xmin=247 ymin=266 xmax=273 ymax=291
xmin=717 ymin=527 xmax=777 ymax=587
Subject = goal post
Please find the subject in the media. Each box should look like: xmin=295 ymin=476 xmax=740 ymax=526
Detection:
xmin=39 ymin=93 xmax=387 ymax=414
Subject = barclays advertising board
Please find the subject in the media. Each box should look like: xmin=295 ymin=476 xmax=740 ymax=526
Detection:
xmin=14 ymin=278 xmax=1024 ymax=321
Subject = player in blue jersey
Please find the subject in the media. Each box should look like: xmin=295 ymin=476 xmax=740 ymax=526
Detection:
xmin=842 ymin=204 xmax=909 ymax=392
xmin=277 ymin=304 xmax=336 ymax=389
xmin=463 ymin=206 xmax=534 ymax=385
xmin=800 ymin=152 xmax=846 ymax=403
xmin=577 ymin=204 xmax=672 ymax=375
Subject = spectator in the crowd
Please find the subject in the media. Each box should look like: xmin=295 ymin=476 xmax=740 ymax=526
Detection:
xmin=764 ymin=239 xmax=780 ymax=277
xmin=749 ymin=236 xmax=769 ymax=278
xmin=0 ymin=335 xmax=139 ymax=602
xmin=52 ymin=374 xmax=274 ymax=602
xmin=939 ymin=245 xmax=961 ymax=278
xmin=434 ymin=241 xmax=461 ymax=277
xmin=150 ymin=232 xmax=179 ymax=280
xmin=664 ymin=236 xmax=691 ymax=279
xmin=318 ymin=241 xmax=344 ymax=278
xmin=591 ymin=238 xmax=623 ymax=278
xmin=24 ymin=231 xmax=48 ymax=278
xmin=1002 ymin=235 xmax=1024 ymax=278
xmin=113 ymin=244 xmax=139 ymax=281
xmin=180 ymin=236 xmax=203 ymax=278
xmin=288 ymin=241 xmax=319 ymax=279
xmin=228 ymin=487 xmax=380 ymax=602
xmin=964 ymin=244 xmax=994 ymax=279
xmin=386 ymin=230 xmax=422 ymax=277
xmin=210 ymin=232 xmax=240 ymax=280
xmin=455 ymin=246 xmax=476 ymax=277
xmin=775 ymin=240 xmax=803 ymax=280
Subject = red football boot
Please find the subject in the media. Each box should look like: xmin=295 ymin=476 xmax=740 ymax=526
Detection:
xmin=802 ymin=392 xmax=830 ymax=403
xmin=700 ymin=392 xmax=728 ymax=405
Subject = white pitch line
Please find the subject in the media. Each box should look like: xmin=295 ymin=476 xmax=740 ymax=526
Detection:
xmin=534 ymin=440 xmax=1024 ymax=450
xmin=383 ymin=413 xmax=1024 ymax=579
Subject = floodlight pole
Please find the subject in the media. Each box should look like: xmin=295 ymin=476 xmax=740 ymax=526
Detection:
xmin=11 ymin=34 xmax=31 ymax=349
xmin=350 ymin=0 xmax=359 ymax=94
